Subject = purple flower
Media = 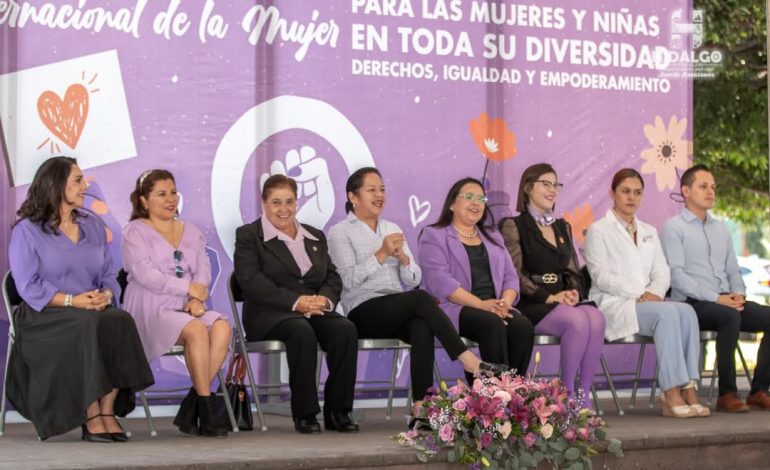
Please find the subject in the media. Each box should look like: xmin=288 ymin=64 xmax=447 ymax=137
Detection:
xmin=577 ymin=427 xmax=590 ymax=441
xmin=523 ymin=432 xmax=538 ymax=448
xmin=564 ymin=429 xmax=576 ymax=442
xmin=480 ymin=432 xmax=493 ymax=448
xmin=439 ymin=423 xmax=454 ymax=442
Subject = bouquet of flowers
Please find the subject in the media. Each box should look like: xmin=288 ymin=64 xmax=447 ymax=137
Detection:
xmin=394 ymin=371 xmax=622 ymax=470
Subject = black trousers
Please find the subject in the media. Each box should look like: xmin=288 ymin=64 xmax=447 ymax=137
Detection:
xmin=687 ymin=299 xmax=770 ymax=395
xmin=263 ymin=314 xmax=358 ymax=419
xmin=348 ymin=290 xmax=469 ymax=401
xmin=459 ymin=306 xmax=535 ymax=380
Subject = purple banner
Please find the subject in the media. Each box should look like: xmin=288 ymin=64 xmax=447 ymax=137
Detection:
xmin=1 ymin=0 xmax=692 ymax=392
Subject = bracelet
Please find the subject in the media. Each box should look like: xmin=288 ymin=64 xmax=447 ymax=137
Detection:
xmin=64 ymin=293 xmax=73 ymax=307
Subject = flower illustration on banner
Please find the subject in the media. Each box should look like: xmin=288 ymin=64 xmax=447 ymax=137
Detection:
xmin=639 ymin=115 xmax=692 ymax=191
xmin=563 ymin=203 xmax=595 ymax=247
xmin=36 ymin=70 xmax=100 ymax=153
xmin=469 ymin=112 xmax=517 ymax=162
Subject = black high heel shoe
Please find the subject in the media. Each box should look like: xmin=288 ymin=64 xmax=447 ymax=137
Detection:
xmin=81 ymin=415 xmax=113 ymax=443
xmin=407 ymin=416 xmax=432 ymax=431
xmin=101 ymin=414 xmax=129 ymax=442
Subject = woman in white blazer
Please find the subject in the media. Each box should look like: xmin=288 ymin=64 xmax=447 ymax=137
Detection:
xmin=584 ymin=169 xmax=708 ymax=418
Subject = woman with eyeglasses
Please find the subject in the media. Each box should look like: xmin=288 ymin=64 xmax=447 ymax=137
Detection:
xmin=234 ymin=174 xmax=359 ymax=435
xmin=121 ymin=169 xmax=231 ymax=437
xmin=7 ymin=156 xmax=153 ymax=442
xmin=419 ymin=177 xmax=535 ymax=380
xmin=584 ymin=169 xmax=706 ymax=418
xmin=328 ymin=168 xmax=506 ymax=427
xmin=499 ymin=163 xmax=605 ymax=407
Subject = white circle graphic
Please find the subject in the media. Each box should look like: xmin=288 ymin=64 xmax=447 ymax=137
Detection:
xmin=211 ymin=95 xmax=375 ymax=260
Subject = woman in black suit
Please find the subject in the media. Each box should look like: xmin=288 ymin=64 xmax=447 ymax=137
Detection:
xmin=234 ymin=175 xmax=358 ymax=434
xmin=499 ymin=163 xmax=605 ymax=407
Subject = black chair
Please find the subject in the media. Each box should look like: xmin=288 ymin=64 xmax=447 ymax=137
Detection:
xmin=0 ymin=271 xmax=22 ymax=436
xmin=227 ymin=272 xmax=412 ymax=431
xmin=117 ymin=269 xmax=238 ymax=436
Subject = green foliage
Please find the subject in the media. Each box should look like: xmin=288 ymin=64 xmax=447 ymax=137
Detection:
xmin=693 ymin=0 xmax=769 ymax=223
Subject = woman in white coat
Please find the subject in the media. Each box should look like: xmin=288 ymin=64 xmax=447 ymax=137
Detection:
xmin=584 ymin=168 xmax=708 ymax=418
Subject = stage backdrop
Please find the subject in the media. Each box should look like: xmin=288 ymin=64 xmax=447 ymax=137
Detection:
xmin=0 ymin=0 xmax=693 ymax=396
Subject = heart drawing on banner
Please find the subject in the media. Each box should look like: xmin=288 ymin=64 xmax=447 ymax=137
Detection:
xmin=37 ymin=83 xmax=89 ymax=149
xmin=409 ymin=194 xmax=431 ymax=227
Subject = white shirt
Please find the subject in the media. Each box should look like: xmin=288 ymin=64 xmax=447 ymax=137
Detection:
xmin=327 ymin=212 xmax=421 ymax=314
xmin=584 ymin=209 xmax=671 ymax=341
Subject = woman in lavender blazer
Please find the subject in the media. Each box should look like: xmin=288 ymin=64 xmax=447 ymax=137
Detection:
xmin=419 ymin=177 xmax=535 ymax=377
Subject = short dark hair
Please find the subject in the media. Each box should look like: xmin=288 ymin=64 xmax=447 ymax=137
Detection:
xmin=261 ymin=174 xmax=298 ymax=201
xmin=680 ymin=164 xmax=711 ymax=191
xmin=516 ymin=163 xmax=557 ymax=213
xmin=14 ymin=156 xmax=82 ymax=232
xmin=344 ymin=167 xmax=382 ymax=213
xmin=611 ymin=168 xmax=644 ymax=191
xmin=129 ymin=169 xmax=176 ymax=220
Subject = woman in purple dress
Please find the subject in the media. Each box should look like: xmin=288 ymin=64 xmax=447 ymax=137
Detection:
xmin=7 ymin=157 xmax=154 ymax=442
xmin=121 ymin=169 xmax=231 ymax=437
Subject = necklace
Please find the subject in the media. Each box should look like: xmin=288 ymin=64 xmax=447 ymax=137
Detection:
xmin=455 ymin=228 xmax=479 ymax=239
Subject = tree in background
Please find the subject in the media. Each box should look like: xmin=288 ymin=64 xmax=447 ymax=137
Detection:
xmin=694 ymin=0 xmax=768 ymax=228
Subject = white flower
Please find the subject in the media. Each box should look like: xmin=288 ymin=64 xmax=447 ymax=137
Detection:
xmin=540 ymin=423 xmax=554 ymax=439
xmin=484 ymin=138 xmax=499 ymax=153
xmin=493 ymin=390 xmax=512 ymax=405
xmin=496 ymin=421 xmax=512 ymax=439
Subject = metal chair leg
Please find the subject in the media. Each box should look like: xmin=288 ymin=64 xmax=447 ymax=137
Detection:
xmin=139 ymin=390 xmax=157 ymax=437
xmin=237 ymin=341 xmax=267 ymax=432
xmin=649 ymin=362 xmax=660 ymax=408
xmin=0 ymin=335 xmax=12 ymax=437
xmin=386 ymin=349 xmax=400 ymax=420
xmin=708 ymin=354 xmax=718 ymax=404
xmin=590 ymin=384 xmax=603 ymax=416
xmin=737 ymin=343 xmax=753 ymax=384
xmin=599 ymin=354 xmax=624 ymax=415
xmin=630 ymin=343 xmax=646 ymax=409
xmin=217 ymin=369 xmax=239 ymax=433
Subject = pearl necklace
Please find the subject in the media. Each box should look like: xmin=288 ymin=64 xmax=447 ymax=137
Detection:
xmin=455 ymin=228 xmax=479 ymax=239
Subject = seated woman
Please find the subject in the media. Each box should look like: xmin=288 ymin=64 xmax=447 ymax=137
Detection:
xmin=419 ymin=177 xmax=535 ymax=379
xmin=584 ymin=168 xmax=707 ymax=418
xmin=499 ymin=163 xmax=605 ymax=406
xmin=234 ymin=174 xmax=359 ymax=434
xmin=328 ymin=168 xmax=505 ymax=424
xmin=121 ymin=169 xmax=232 ymax=437
xmin=6 ymin=156 xmax=153 ymax=442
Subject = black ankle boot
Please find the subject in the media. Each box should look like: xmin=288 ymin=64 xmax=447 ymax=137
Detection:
xmin=173 ymin=387 xmax=199 ymax=435
xmin=197 ymin=395 xmax=228 ymax=438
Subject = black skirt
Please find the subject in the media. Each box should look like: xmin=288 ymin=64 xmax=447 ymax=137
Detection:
xmin=6 ymin=303 xmax=154 ymax=440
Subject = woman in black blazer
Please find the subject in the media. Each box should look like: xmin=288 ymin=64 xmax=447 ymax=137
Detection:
xmin=499 ymin=163 xmax=605 ymax=407
xmin=234 ymin=175 xmax=359 ymax=434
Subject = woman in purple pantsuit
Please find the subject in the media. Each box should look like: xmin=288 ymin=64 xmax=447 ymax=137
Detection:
xmin=499 ymin=163 xmax=606 ymax=407
xmin=7 ymin=157 xmax=153 ymax=442
xmin=121 ymin=169 xmax=231 ymax=437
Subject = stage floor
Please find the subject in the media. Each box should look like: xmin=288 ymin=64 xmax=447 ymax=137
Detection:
xmin=1 ymin=397 xmax=770 ymax=470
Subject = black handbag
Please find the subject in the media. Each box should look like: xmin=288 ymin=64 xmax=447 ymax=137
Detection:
xmin=225 ymin=353 xmax=254 ymax=431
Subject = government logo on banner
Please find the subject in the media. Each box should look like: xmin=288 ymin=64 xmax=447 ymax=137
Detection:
xmin=0 ymin=49 xmax=136 ymax=186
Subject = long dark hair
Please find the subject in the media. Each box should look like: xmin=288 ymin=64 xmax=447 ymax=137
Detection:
xmin=14 ymin=156 xmax=82 ymax=232
xmin=345 ymin=167 xmax=382 ymax=213
xmin=516 ymin=163 xmax=557 ymax=213
xmin=427 ymin=177 xmax=500 ymax=245
xmin=129 ymin=169 xmax=176 ymax=220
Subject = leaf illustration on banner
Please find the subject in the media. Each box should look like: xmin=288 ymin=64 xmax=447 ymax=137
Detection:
xmin=639 ymin=115 xmax=692 ymax=191
xmin=408 ymin=194 xmax=431 ymax=227
xmin=563 ymin=203 xmax=595 ymax=247
xmin=260 ymin=145 xmax=335 ymax=229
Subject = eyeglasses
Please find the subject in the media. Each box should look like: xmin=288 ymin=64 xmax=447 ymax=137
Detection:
xmin=173 ymin=250 xmax=184 ymax=278
xmin=535 ymin=180 xmax=564 ymax=191
xmin=456 ymin=193 xmax=489 ymax=204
